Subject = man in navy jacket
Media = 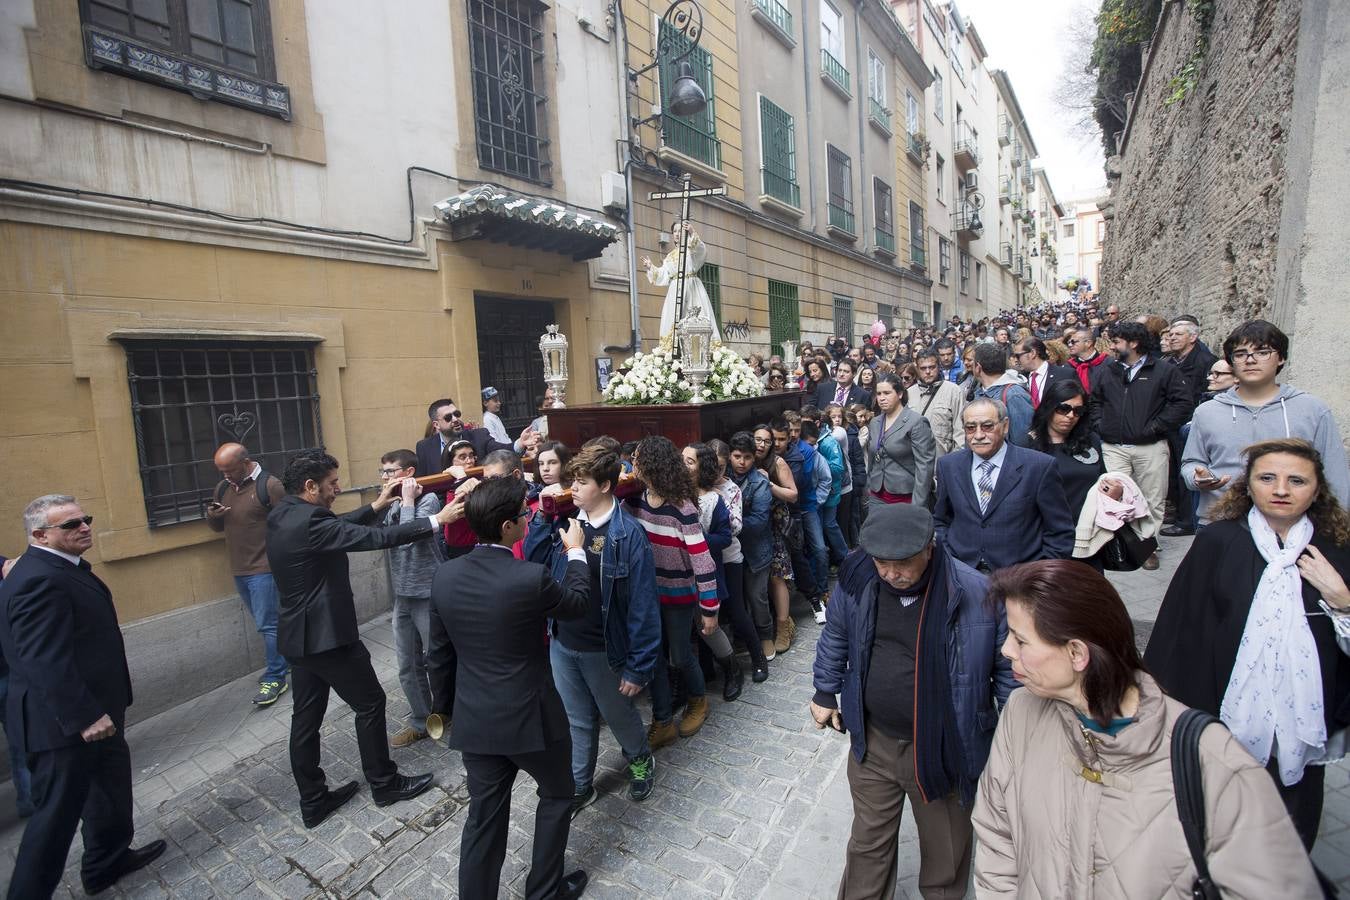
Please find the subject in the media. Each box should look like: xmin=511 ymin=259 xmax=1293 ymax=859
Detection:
xmin=811 ymin=501 xmax=1015 ymax=899
xmin=933 ymin=398 xmax=1075 ymax=573
xmin=0 ymin=495 xmax=165 ymax=897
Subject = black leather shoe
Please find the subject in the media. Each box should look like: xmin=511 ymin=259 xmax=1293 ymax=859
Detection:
xmin=557 ymin=869 xmax=589 ymax=900
xmin=372 ymin=772 xmax=434 ymax=808
xmin=1160 ymin=524 xmax=1194 ymax=537
xmin=301 ymin=780 xmax=360 ymax=829
xmin=82 ymin=840 xmax=167 ymax=895
xmin=720 ymin=657 xmax=744 ymax=702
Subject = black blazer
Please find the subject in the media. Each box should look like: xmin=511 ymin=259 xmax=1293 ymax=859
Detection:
xmin=815 ymin=382 xmax=872 ymax=410
xmin=932 ymin=443 xmax=1075 ymax=572
xmin=1036 ymin=364 xmax=1079 ymax=402
xmin=0 ymin=549 xmax=133 ymax=753
xmin=415 ymin=429 xmax=514 ymax=476
xmin=427 ymin=546 xmax=590 ymax=755
xmin=266 ymin=496 xmax=436 ymax=657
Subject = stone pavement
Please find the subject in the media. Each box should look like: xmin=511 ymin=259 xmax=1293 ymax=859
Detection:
xmin=0 ymin=531 xmax=1346 ymax=897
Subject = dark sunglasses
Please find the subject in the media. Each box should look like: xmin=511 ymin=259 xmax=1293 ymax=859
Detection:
xmin=46 ymin=515 xmax=94 ymax=531
xmin=1053 ymin=403 xmax=1085 ymax=418
xmin=441 ymin=411 xmax=463 ymax=421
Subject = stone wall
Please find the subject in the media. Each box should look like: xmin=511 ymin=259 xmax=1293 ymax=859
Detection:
xmin=1100 ymin=0 xmax=1301 ymax=343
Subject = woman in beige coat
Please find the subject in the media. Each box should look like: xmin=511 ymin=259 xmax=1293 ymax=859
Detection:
xmin=971 ymin=560 xmax=1319 ymax=899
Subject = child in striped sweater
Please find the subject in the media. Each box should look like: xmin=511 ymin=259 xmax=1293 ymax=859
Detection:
xmin=625 ymin=436 xmax=718 ymax=748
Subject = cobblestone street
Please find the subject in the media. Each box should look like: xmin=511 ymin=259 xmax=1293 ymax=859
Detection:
xmin=2 ymin=534 xmax=1347 ymax=898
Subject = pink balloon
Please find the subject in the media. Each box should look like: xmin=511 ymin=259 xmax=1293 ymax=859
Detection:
xmin=870 ymin=320 xmax=886 ymax=340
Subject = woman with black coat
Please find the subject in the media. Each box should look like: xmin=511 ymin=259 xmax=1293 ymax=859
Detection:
xmin=1027 ymin=377 xmax=1104 ymax=518
xmin=1145 ymin=438 xmax=1350 ymax=851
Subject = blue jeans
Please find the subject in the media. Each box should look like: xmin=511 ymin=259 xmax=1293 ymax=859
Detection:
xmin=235 ymin=574 xmax=288 ymax=684
xmin=800 ymin=506 xmax=828 ymax=596
xmin=549 ymin=641 xmax=649 ymax=791
xmin=0 ymin=671 xmax=34 ymax=816
xmin=649 ymin=605 xmax=706 ymax=723
xmin=819 ymin=503 xmax=849 ymax=566
xmin=393 ymin=595 xmax=433 ymax=731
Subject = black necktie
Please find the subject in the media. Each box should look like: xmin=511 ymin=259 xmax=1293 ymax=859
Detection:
xmin=440 ymin=443 xmax=451 ymax=470
xmin=78 ymin=558 xmax=92 ymax=571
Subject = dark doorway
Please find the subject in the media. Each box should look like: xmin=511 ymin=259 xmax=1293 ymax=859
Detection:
xmin=475 ymin=297 xmax=556 ymax=434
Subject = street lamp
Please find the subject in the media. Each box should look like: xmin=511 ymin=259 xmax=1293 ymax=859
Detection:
xmin=677 ymin=311 xmax=714 ymax=403
xmin=539 ymin=325 xmax=569 ymax=408
xmin=629 ymin=0 xmax=709 ymax=127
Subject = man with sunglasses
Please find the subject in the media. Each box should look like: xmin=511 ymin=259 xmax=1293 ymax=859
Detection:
xmin=0 ymin=495 xmax=167 ymax=897
xmin=1181 ymin=319 xmax=1348 ymax=528
xmin=415 ymin=397 xmax=540 ymax=479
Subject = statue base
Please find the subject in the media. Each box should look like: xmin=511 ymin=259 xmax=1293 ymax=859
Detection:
xmin=546 ymin=392 xmax=806 ymax=448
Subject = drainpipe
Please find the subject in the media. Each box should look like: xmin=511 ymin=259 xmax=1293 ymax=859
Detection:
xmin=853 ymin=0 xmax=869 ymax=311
xmin=612 ymin=0 xmax=642 ymax=354
xmin=800 ymin=0 xmax=819 ymax=235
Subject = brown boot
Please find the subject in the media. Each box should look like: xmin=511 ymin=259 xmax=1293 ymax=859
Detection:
xmin=774 ymin=618 xmax=796 ymax=654
xmin=678 ymin=696 xmax=709 ymax=737
xmin=647 ymin=718 xmax=678 ymax=750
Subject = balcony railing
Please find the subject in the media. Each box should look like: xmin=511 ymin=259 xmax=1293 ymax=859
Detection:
xmin=1000 ymin=242 xmax=1013 ymax=267
xmin=906 ymin=131 xmax=926 ymax=164
xmin=751 ymin=0 xmax=795 ymax=43
xmin=953 ymin=121 xmax=979 ymax=169
xmin=909 ymin=240 xmax=926 ymax=270
xmin=821 ymin=49 xmax=850 ymax=97
xmin=1021 ymin=161 xmax=1034 ymax=186
xmin=997 ymin=113 xmax=1012 ymax=146
xmin=762 ymin=168 xmax=801 ymax=209
xmin=955 ymin=202 xmax=982 ymax=238
xmin=868 ymin=97 xmax=892 ymax=134
xmin=661 ymin=116 xmax=722 ymax=170
xmin=827 ymin=201 xmax=855 ymax=235
xmin=875 ymin=226 xmax=896 ymax=255
xmin=999 ymin=176 xmax=1012 ymax=203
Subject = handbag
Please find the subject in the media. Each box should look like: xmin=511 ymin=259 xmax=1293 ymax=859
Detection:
xmin=1098 ymin=522 xmax=1158 ymax=571
xmin=1171 ymin=708 xmax=1223 ymax=900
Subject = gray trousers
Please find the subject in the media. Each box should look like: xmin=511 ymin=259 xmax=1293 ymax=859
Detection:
xmin=393 ymin=594 xmax=433 ymax=731
xmin=744 ymin=566 xmax=772 ymax=640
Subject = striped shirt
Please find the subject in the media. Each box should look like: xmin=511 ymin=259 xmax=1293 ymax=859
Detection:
xmin=625 ymin=493 xmax=719 ymax=613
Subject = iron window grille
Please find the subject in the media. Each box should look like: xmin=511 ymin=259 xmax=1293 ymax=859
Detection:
xmin=699 ymin=262 xmax=723 ymax=326
xmin=826 ymin=145 xmax=854 ymax=235
xmin=908 ymin=201 xmax=925 ymax=269
xmin=123 ymin=341 xmax=322 ymax=527
xmin=959 ymin=249 xmax=971 ymax=294
xmin=833 ymin=295 xmax=854 ymax=343
xmin=938 ymin=236 xmax=952 ymax=285
xmin=873 ymin=178 xmax=895 ymax=255
xmin=768 ymin=279 xmax=800 ymax=357
xmin=760 ymin=97 xmax=801 ymax=208
xmin=469 ymin=0 xmax=552 ymax=184
xmin=659 ymin=21 xmax=721 ymax=169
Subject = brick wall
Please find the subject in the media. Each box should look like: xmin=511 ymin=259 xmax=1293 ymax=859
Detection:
xmin=1101 ymin=0 xmax=1300 ymax=345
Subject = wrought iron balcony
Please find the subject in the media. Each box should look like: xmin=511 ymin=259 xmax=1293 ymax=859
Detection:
xmin=953 ymin=121 xmax=979 ymax=169
xmin=869 ymin=97 xmax=892 ymax=135
xmin=1021 ymin=161 xmax=1034 ymax=186
xmin=661 ymin=116 xmax=722 ymax=170
xmin=999 ymin=176 xmax=1012 ymax=204
xmin=1001 ymin=242 xmax=1013 ymax=267
xmin=909 ymin=240 xmax=926 ymax=270
xmin=821 ymin=49 xmax=850 ymax=98
xmin=997 ymin=113 xmax=1012 ymax=146
xmin=751 ymin=0 xmax=795 ymax=46
xmin=875 ymin=226 xmax=896 ymax=256
xmin=827 ymin=201 xmax=856 ymax=236
xmin=761 ymin=168 xmax=801 ymax=209
xmin=955 ymin=202 xmax=982 ymax=239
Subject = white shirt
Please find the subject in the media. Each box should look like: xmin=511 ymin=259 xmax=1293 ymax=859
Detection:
xmin=482 ymin=410 xmax=510 ymax=444
xmin=226 ymin=461 xmax=263 ymax=491
xmin=1029 ymin=361 xmax=1050 ymax=396
xmin=1126 ymin=355 xmax=1148 ymax=382
xmin=970 ymin=442 xmax=1009 ymax=499
xmin=31 ymin=544 xmax=84 ymax=566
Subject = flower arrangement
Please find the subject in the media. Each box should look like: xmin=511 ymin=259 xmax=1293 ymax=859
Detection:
xmin=602 ymin=344 xmax=763 ymax=405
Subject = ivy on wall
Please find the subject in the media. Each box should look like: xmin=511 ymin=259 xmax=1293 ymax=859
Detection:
xmin=1090 ymin=0 xmax=1164 ymax=156
xmin=1164 ymin=0 xmax=1217 ymax=105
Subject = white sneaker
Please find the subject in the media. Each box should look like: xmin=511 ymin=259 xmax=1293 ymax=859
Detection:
xmin=814 ymin=606 xmax=827 ymax=625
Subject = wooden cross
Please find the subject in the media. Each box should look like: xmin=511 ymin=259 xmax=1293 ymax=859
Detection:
xmin=649 ymin=174 xmax=726 ymax=322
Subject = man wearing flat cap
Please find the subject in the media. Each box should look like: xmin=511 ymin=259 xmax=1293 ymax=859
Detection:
xmin=810 ymin=502 xmax=1016 ymax=900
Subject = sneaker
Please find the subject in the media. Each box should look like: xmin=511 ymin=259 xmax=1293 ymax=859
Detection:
xmin=761 ymin=639 xmax=777 ymax=662
xmin=627 ymin=754 xmax=655 ymax=802
xmin=390 ymin=726 xmax=428 ymax=749
xmin=814 ymin=597 xmax=828 ymax=625
xmin=570 ymin=785 xmax=597 ymax=819
xmin=253 ymin=681 xmax=288 ymax=707
xmin=647 ymin=718 xmax=678 ymax=750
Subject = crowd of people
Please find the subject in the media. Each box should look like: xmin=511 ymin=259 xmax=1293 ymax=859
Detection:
xmin=0 ymin=300 xmax=1348 ymax=898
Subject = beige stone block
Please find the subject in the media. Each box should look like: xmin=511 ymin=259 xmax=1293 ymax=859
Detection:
xmin=340 ymin=357 xmax=456 ymax=412
xmin=0 ymin=431 xmax=104 ymax=503
xmin=215 ymin=247 xmax=328 ymax=307
xmin=0 ymin=291 xmax=72 ymax=360
xmin=323 ymin=259 xmax=441 ymax=311
xmin=0 ymin=364 xmax=88 ymax=438
xmin=69 ymin=232 xmax=220 ymax=303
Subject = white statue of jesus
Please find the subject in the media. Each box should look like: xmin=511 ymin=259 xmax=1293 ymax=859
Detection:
xmin=642 ymin=221 xmax=723 ymax=343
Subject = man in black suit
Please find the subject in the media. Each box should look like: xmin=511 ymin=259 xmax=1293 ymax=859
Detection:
xmin=415 ymin=397 xmax=540 ymax=477
xmin=814 ymin=359 xmax=872 ymax=410
xmin=932 ymin=399 xmax=1075 ymax=573
xmin=0 ymin=495 xmax=166 ymax=898
xmin=427 ymin=477 xmax=590 ymax=900
xmin=1011 ymin=336 xmax=1077 ymax=411
xmin=266 ymin=450 xmax=458 ymax=828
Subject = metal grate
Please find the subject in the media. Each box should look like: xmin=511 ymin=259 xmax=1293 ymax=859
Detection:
xmin=123 ymin=341 xmax=322 ymax=527
xmin=767 ymin=279 xmax=800 ymax=358
xmin=833 ymin=295 xmax=853 ymax=343
xmin=827 ymin=145 xmax=853 ymax=234
xmin=959 ymin=249 xmax=971 ymax=293
xmin=469 ymin=0 xmax=551 ymax=183
xmin=753 ymin=0 xmax=794 ymax=36
xmin=660 ymin=21 xmax=720 ymax=169
xmin=820 ymin=48 xmax=850 ymax=95
xmin=760 ymin=97 xmax=800 ymax=208
xmin=699 ymin=262 xmax=722 ymax=326
xmin=874 ymin=179 xmax=894 ymax=254
xmin=908 ymin=201 xmax=925 ymax=267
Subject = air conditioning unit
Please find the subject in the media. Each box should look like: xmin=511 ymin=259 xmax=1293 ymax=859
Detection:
xmin=965 ymin=172 xmax=979 ymax=193
xmin=600 ymin=171 xmax=627 ymax=214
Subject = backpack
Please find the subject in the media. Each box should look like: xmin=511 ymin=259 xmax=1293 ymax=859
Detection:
xmin=215 ymin=470 xmax=277 ymax=512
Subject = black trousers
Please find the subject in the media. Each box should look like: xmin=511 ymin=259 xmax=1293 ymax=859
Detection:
xmin=720 ymin=561 xmax=766 ymax=666
xmin=459 ymin=737 xmax=574 ymax=900
xmin=1267 ymin=758 xmax=1325 ymax=851
xmin=288 ymin=641 xmax=399 ymax=813
xmin=8 ymin=731 xmax=134 ymax=899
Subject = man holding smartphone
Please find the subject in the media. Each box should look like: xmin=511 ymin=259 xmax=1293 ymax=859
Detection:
xmin=207 ymin=443 xmax=289 ymax=707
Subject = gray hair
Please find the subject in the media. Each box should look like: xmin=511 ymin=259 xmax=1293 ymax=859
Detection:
xmin=1170 ymin=321 xmax=1199 ymax=337
xmin=24 ymin=494 xmax=77 ymax=533
xmin=964 ymin=397 xmax=1009 ymax=423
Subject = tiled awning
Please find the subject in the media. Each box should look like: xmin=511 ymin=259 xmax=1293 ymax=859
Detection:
xmin=433 ymin=185 xmax=622 ymax=261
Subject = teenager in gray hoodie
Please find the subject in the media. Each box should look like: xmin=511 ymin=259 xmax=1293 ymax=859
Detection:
xmin=1182 ymin=320 xmax=1349 ymax=525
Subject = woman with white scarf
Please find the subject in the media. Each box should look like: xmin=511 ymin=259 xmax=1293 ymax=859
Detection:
xmin=1145 ymin=438 xmax=1350 ymax=851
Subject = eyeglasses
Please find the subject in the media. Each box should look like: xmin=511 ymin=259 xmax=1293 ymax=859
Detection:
xmin=441 ymin=411 xmax=463 ymax=421
xmin=963 ymin=421 xmax=1001 ymax=434
xmin=1230 ymin=347 xmax=1276 ymax=363
xmin=378 ymin=467 xmax=405 ymax=476
xmin=1053 ymin=403 xmax=1085 ymax=418
xmin=1207 ymin=370 xmax=1233 ymax=379
xmin=753 ymin=436 xmax=772 ymax=445
xmin=517 ymin=508 xmax=531 ymax=520
xmin=45 ymin=515 xmax=93 ymax=531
